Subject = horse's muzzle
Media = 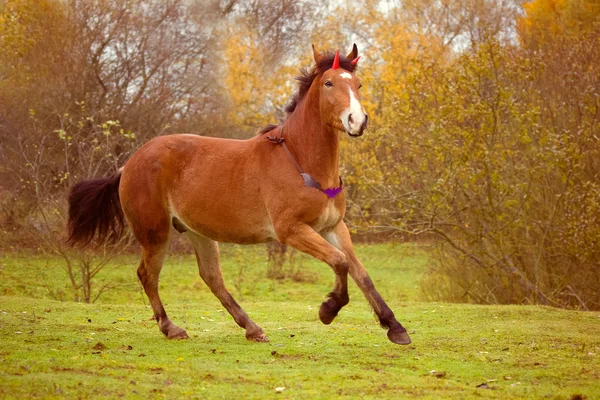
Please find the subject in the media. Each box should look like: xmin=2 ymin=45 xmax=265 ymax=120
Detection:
xmin=347 ymin=114 xmax=368 ymax=137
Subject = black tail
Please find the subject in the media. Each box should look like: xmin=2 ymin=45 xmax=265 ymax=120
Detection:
xmin=67 ymin=172 xmax=124 ymax=246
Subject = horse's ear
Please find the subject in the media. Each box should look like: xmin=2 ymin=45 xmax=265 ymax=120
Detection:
xmin=346 ymin=43 xmax=358 ymax=61
xmin=312 ymin=44 xmax=324 ymax=64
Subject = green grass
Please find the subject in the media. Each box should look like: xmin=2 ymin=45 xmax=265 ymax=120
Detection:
xmin=0 ymin=244 xmax=598 ymax=399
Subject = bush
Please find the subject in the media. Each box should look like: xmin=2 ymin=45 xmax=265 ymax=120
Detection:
xmin=345 ymin=31 xmax=600 ymax=310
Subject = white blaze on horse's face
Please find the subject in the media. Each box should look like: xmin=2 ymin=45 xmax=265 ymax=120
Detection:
xmin=320 ymin=68 xmax=368 ymax=137
xmin=340 ymin=86 xmax=366 ymax=136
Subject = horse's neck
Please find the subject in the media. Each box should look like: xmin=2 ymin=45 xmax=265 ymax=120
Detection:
xmin=285 ymin=98 xmax=340 ymax=188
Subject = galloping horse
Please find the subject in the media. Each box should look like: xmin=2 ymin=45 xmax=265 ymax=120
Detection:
xmin=68 ymin=44 xmax=411 ymax=345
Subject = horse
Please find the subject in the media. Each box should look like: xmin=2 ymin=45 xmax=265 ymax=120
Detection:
xmin=67 ymin=44 xmax=412 ymax=345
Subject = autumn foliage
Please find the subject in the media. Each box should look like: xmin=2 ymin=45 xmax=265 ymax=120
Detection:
xmin=0 ymin=0 xmax=598 ymax=309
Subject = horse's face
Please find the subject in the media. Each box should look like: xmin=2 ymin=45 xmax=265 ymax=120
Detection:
xmin=319 ymin=68 xmax=368 ymax=137
xmin=313 ymin=45 xmax=368 ymax=137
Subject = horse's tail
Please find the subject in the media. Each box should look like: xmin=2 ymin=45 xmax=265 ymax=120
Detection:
xmin=67 ymin=172 xmax=125 ymax=246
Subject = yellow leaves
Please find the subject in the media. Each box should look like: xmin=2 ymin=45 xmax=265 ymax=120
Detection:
xmin=101 ymin=120 xmax=120 ymax=136
xmin=120 ymin=129 xmax=135 ymax=140
xmin=504 ymin=199 xmax=519 ymax=209
xmin=223 ymin=24 xmax=291 ymax=131
xmin=518 ymin=0 xmax=600 ymax=44
xmin=51 ymin=171 xmax=69 ymax=185
xmin=520 ymin=133 xmax=533 ymax=145
xmin=0 ymin=0 xmax=65 ymax=79
xmin=54 ymin=129 xmax=67 ymax=140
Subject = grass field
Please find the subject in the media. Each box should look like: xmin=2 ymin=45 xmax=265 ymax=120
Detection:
xmin=0 ymin=244 xmax=598 ymax=399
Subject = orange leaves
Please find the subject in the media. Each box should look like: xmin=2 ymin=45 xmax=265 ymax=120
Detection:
xmin=518 ymin=0 xmax=600 ymax=46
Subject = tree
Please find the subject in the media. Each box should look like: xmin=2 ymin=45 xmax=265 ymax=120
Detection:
xmin=518 ymin=0 xmax=600 ymax=47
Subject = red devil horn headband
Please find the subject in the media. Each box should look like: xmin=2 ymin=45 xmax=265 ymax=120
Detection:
xmin=331 ymin=50 xmax=360 ymax=70
xmin=332 ymin=50 xmax=340 ymax=69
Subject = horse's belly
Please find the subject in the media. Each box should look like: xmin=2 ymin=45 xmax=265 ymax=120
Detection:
xmin=171 ymin=200 xmax=276 ymax=244
xmin=189 ymin=219 xmax=276 ymax=244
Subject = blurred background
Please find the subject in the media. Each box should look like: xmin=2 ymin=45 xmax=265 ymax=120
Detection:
xmin=0 ymin=0 xmax=598 ymax=309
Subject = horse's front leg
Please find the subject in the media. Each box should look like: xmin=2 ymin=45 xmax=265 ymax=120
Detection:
xmin=276 ymin=224 xmax=350 ymax=325
xmin=332 ymin=222 xmax=411 ymax=345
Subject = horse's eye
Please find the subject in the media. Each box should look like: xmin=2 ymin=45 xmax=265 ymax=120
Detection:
xmin=358 ymin=83 xmax=363 ymax=89
xmin=325 ymin=81 xmax=333 ymax=88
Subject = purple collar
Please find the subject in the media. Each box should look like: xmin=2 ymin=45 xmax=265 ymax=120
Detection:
xmin=322 ymin=186 xmax=343 ymax=198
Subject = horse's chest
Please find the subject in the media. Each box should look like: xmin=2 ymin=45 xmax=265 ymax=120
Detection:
xmin=310 ymin=201 xmax=343 ymax=233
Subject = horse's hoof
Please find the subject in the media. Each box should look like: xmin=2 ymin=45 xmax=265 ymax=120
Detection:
xmin=387 ymin=328 xmax=411 ymax=345
xmin=319 ymin=301 xmax=338 ymax=325
xmin=246 ymin=331 xmax=269 ymax=342
xmin=166 ymin=326 xmax=189 ymax=340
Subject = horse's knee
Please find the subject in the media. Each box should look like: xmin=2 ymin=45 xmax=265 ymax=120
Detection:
xmin=328 ymin=251 xmax=348 ymax=271
xmin=333 ymin=260 xmax=349 ymax=275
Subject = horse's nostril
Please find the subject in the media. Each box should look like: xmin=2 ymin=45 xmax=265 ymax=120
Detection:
xmin=348 ymin=113 xmax=354 ymax=125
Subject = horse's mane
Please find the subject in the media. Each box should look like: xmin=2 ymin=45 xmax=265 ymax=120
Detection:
xmin=258 ymin=51 xmax=358 ymax=136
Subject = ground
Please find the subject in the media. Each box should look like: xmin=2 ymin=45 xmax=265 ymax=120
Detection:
xmin=0 ymin=244 xmax=598 ymax=399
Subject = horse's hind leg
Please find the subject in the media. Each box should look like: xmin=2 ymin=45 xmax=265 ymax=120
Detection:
xmin=186 ymin=232 xmax=268 ymax=342
xmin=138 ymin=243 xmax=189 ymax=339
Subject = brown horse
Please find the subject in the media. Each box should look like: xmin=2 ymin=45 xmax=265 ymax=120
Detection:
xmin=67 ymin=44 xmax=411 ymax=345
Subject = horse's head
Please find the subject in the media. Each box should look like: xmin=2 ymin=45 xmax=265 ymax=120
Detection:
xmin=313 ymin=44 xmax=368 ymax=137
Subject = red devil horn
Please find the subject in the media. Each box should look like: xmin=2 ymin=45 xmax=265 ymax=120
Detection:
xmin=332 ymin=50 xmax=340 ymax=70
xmin=351 ymin=56 xmax=360 ymax=65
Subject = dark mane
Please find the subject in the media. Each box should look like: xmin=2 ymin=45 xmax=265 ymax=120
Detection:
xmin=285 ymin=51 xmax=357 ymax=114
xmin=257 ymin=124 xmax=279 ymax=135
